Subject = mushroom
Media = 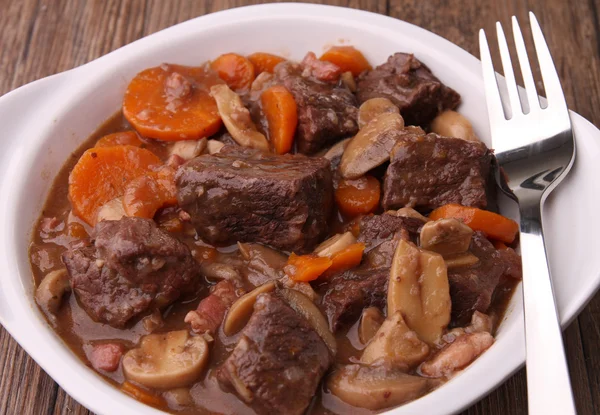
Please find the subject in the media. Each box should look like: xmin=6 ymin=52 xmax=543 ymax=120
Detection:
xmin=168 ymin=138 xmax=207 ymax=161
xmin=35 ymin=269 xmax=70 ymax=315
xmin=96 ymin=197 xmax=126 ymax=223
xmin=279 ymin=274 xmax=319 ymax=302
xmin=317 ymin=137 xmax=350 ymax=162
xmin=197 ymin=262 xmax=241 ymax=282
xmin=279 ymin=288 xmax=337 ymax=356
xmin=361 ymin=311 xmax=430 ymax=370
xmin=327 ymin=364 xmax=439 ymax=410
xmin=430 ymin=110 xmax=479 ymax=142
xmin=238 ymin=242 xmax=287 ymax=283
xmin=419 ymin=332 xmax=494 ymax=378
xmin=444 ymin=252 xmax=479 ymax=269
xmin=358 ymin=307 xmax=384 ymax=345
xmin=357 ymin=97 xmax=400 ymax=129
xmin=210 ymin=84 xmax=269 ymax=151
xmin=122 ymin=330 xmax=209 ymax=389
xmin=420 ymin=218 xmax=473 ymax=256
xmin=340 ymin=71 xmax=357 ymax=92
xmin=387 ymin=207 xmax=430 ymax=223
xmin=388 ymin=240 xmax=451 ymax=345
xmin=314 ymin=231 xmax=357 ymax=258
xmin=206 ymin=139 xmax=225 ymax=154
xmin=223 ymin=281 xmax=277 ymax=336
xmin=339 ymin=112 xmax=404 ymax=179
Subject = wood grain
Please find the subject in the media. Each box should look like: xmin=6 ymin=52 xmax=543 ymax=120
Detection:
xmin=1 ymin=1 xmax=599 ymax=414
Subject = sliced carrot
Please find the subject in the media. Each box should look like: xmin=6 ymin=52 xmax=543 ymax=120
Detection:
xmin=95 ymin=131 xmax=142 ymax=148
xmin=210 ymin=53 xmax=255 ymax=91
xmin=322 ymin=243 xmax=365 ymax=278
xmin=248 ymin=52 xmax=286 ymax=74
xmin=335 ymin=176 xmax=381 ymax=218
xmin=319 ymin=46 xmax=372 ymax=77
xmin=429 ymin=204 xmax=519 ymax=244
xmin=123 ymin=64 xmax=223 ymax=141
xmin=261 ymin=85 xmax=298 ymax=154
xmin=68 ymin=145 xmax=161 ymax=225
xmin=285 ymin=253 xmax=332 ymax=282
xmin=493 ymin=241 xmax=509 ymax=250
xmin=121 ymin=381 xmax=165 ymax=407
xmin=122 ymin=166 xmax=177 ymax=219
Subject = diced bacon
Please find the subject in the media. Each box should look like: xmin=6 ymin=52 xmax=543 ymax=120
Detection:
xmin=90 ymin=343 xmax=124 ymax=372
xmin=301 ymin=52 xmax=342 ymax=83
xmin=185 ymin=280 xmax=240 ymax=336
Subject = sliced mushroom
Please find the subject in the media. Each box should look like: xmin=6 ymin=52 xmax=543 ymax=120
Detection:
xmin=279 ymin=274 xmax=319 ymax=302
xmin=340 ymin=71 xmax=357 ymax=92
xmin=358 ymin=307 xmax=384 ymax=345
xmin=206 ymin=139 xmax=225 ymax=154
xmin=327 ymin=364 xmax=439 ymax=410
xmin=314 ymin=231 xmax=357 ymax=258
xmin=420 ymin=218 xmax=473 ymax=256
xmin=223 ymin=281 xmax=277 ymax=336
xmin=388 ymin=240 xmax=451 ymax=345
xmin=339 ymin=112 xmax=404 ymax=179
xmin=357 ymin=97 xmax=400 ymax=129
xmin=431 ymin=110 xmax=479 ymax=142
xmin=122 ymin=330 xmax=209 ymax=389
xmin=468 ymin=311 xmax=493 ymax=334
xmin=390 ymin=207 xmax=430 ymax=223
xmin=279 ymin=288 xmax=337 ymax=356
xmin=361 ymin=311 xmax=430 ymax=370
xmin=238 ymin=242 xmax=287 ymax=284
xmin=210 ymin=84 xmax=269 ymax=151
xmin=444 ymin=252 xmax=479 ymax=269
xmin=198 ymin=262 xmax=241 ymax=282
xmin=419 ymin=332 xmax=494 ymax=378
xmin=35 ymin=269 xmax=71 ymax=315
xmin=168 ymin=138 xmax=207 ymax=160
xmin=96 ymin=197 xmax=126 ymax=223
xmin=317 ymin=137 xmax=350 ymax=161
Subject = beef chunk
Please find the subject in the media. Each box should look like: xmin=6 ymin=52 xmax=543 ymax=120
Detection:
xmin=356 ymin=53 xmax=460 ymax=126
xmin=448 ymin=232 xmax=506 ymax=325
xmin=176 ymin=146 xmax=333 ymax=252
xmin=62 ymin=217 xmax=197 ymax=327
xmin=321 ymin=213 xmax=425 ymax=330
xmin=274 ymin=62 xmax=358 ymax=154
xmin=217 ymin=293 xmax=332 ymax=415
xmin=321 ymin=267 xmax=389 ymax=331
xmin=383 ymin=131 xmax=491 ymax=211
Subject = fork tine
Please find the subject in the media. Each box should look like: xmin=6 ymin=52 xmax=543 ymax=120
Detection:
xmin=529 ymin=12 xmax=568 ymax=112
xmin=479 ymin=29 xmax=506 ymax=127
xmin=512 ymin=16 xmax=540 ymax=112
xmin=496 ymin=22 xmax=522 ymax=117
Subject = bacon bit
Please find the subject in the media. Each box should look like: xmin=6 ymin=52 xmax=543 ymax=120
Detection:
xmin=90 ymin=343 xmax=124 ymax=372
xmin=166 ymin=154 xmax=186 ymax=168
xmin=185 ymin=280 xmax=240 ymax=336
xmin=301 ymin=52 xmax=342 ymax=83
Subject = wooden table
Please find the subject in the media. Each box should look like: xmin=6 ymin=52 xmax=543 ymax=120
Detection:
xmin=1 ymin=1 xmax=599 ymax=414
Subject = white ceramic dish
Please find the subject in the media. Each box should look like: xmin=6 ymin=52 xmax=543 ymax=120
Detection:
xmin=0 ymin=3 xmax=599 ymax=415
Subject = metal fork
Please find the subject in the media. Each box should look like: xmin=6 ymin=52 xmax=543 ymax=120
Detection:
xmin=479 ymin=12 xmax=576 ymax=414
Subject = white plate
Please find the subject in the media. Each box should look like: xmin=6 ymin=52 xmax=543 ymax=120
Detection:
xmin=0 ymin=4 xmax=598 ymax=415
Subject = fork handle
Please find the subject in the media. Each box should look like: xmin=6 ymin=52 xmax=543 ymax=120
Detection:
xmin=519 ymin=199 xmax=576 ymax=414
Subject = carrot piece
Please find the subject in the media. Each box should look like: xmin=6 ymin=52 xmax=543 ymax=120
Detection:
xmin=248 ymin=52 xmax=286 ymax=74
xmin=68 ymin=145 xmax=161 ymax=225
xmin=322 ymin=243 xmax=365 ymax=278
xmin=319 ymin=46 xmax=372 ymax=77
xmin=261 ymin=85 xmax=298 ymax=154
xmin=335 ymin=176 xmax=381 ymax=218
xmin=210 ymin=53 xmax=256 ymax=91
xmin=122 ymin=166 xmax=177 ymax=219
xmin=123 ymin=64 xmax=223 ymax=141
xmin=95 ymin=131 xmax=142 ymax=148
xmin=493 ymin=241 xmax=509 ymax=250
xmin=429 ymin=204 xmax=519 ymax=244
xmin=121 ymin=381 xmax=165 ymax=407
xmin=285 ymin=253 xmax=332 ymax=282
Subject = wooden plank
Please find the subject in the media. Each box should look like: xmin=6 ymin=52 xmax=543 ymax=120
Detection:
xmin=0 ymin=1 xmax=599 ymax=414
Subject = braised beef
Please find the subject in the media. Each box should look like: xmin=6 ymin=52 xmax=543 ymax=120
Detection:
xmin=274 ymin=61 xmax=358 ymax=154
xmin=356 ymin=53 xmax=460 ymax=126
xmin=176 ymin=146 xmax=333 ymax=252
xmin=62 ymin=217 xmax=197 ymax=327
xmin=217 ymin=293 xmax=332 ymax=415
xmin=382 ymin=130 xmax=491 ymax=211
xmin=448 ymin=232 xmax=506 ymax=325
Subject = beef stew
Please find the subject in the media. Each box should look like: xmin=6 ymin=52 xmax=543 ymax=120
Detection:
xmin=29 ymin=47 xmax=521 ymax=414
